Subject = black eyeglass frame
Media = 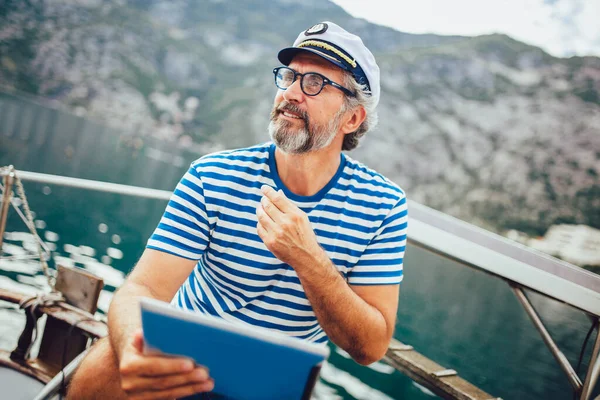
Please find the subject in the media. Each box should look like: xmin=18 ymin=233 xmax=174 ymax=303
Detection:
xmin=273 ymin=66 xmax=356 ymax=97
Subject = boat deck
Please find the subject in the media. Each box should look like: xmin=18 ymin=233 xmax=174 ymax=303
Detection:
xmin=385 ymin=338 xmax=499 ymax=400
xmin=3 ymin=167 xmax=599 ymax=399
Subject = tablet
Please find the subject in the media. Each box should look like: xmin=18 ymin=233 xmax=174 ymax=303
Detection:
xmin=140 ymin=298 xmax=329 ymax=400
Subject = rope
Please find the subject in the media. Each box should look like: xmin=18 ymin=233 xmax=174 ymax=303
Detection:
xmin=8 ymin=197 xmax=53 ymax=256
xmin=15 ymin=292 xmax=65 ymax=359
xmin=18 ymin=292 xmax=65 ymax=311
xmin=1 ymin=166 xmax=56 ymax=291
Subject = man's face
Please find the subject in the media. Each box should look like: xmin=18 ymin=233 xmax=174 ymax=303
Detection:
xmin=269 ymin=53 xmax=348 ymax=154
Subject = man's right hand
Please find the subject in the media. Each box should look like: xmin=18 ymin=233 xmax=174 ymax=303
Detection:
xmin=118 ymin=330 xmax=214 ymax=400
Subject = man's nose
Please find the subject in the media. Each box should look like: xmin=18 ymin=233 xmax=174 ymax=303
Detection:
xmin=282 ymin=78 xmax=304 ymax=103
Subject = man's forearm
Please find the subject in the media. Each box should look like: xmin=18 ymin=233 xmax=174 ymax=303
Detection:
xmin=107 ymin=249 xmax=198 ymax=361
xmin=255 ymin=186 xmax=396 ymax=364
xmin=107 ymin=281 xmax=158 ymax=360
xmin=292 ymin=250 xmax=391 ymax=365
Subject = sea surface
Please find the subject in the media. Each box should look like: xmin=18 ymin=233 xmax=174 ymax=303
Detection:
xmin=1 ymin=92 xmax=599 ymax=399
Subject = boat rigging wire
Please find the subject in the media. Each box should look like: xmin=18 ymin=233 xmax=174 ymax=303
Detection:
xmin=3 ymin=200 xmax=52 ymax=257
xmin=0 ymin=166 xmax=56 ymax=291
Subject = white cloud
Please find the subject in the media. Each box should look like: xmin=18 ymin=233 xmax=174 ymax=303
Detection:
xmin=330 ymin=0 xmax=600 ymax=57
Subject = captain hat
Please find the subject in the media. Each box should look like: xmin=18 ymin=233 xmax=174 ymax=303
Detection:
xmin=278 ymin=21 xmax=381 ymax=107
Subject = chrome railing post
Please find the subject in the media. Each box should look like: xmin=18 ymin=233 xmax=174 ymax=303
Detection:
xmin=0 ymin=165 xmax=15 ymax=254
xmin=510 ymin=283 xmax=583 ymax=392
xmin=580 ymin=320 xmax=600 ymax=400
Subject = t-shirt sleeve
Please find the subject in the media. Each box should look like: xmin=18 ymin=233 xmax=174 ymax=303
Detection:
xmin=146 ymin=164 xmax=210 ymax=260
xmin=347 ymin=196 xmax=408 ymax=285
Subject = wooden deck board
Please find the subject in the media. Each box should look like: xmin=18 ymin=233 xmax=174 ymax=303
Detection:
xmin=385 ymin=338 xmax=500 ymax=400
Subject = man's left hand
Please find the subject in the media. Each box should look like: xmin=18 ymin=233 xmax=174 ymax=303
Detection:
xmin=256 ymin=185 xmax=322 ymax=267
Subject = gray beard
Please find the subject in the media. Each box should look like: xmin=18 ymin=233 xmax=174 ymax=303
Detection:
xmin=268 ymin=102 xmax=344 ymax=154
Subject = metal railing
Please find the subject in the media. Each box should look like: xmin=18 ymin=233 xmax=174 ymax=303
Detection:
xmin=408 ymin=200 xmax=600 ymax=399
xmin=2 ymin=167 xmax=599 ymax=399
xmin=0 ymin=168 xmax=13 ymax=252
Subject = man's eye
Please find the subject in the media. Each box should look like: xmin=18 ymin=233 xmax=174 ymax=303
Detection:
xmin=305 ymin=75 xmax=322 ymax=87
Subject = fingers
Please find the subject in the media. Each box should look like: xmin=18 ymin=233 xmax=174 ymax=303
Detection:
xmin=122 ymin=366 xmax=210 ymax=393
xmin=261 ymin=185 xmax=294 ymax=212
xmin=256 ymin=220 xmax=268 ymax=240
xmin=120 ymin=353 xmax=213 ymax=399
xmin=260 ymin=196 xmax=283 ymax=224
xmin=120 ymin=353 xmax=195 ymax=377
xmin=132 ymin=329 xmax=144 ymax=353
xmin=127 ymin=379 xmax=215 ymax=400
xmin=125 ymin=329 xmax=195 ymax=376
xmin=119 ymin=332 xmax=215 ymax=400
xmin=256 ymin=200 xmax=276 ymax=231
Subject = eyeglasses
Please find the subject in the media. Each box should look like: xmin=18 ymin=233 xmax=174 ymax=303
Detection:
xmin=273 ymin=66 xmax=355 ymax=97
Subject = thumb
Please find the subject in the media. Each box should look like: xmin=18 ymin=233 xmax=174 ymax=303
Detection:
xmin=132 ymin=329 xmax=145 ymax=353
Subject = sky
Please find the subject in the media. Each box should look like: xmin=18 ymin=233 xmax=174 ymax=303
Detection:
xmin=330 ymin=0 xmax=600 ymax=58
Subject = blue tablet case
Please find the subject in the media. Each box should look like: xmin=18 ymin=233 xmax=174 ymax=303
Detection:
xmin=140 ymin=298 xmax=329 ymax=400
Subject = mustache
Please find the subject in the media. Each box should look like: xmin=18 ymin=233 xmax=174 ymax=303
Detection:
xmin=271 ymin=101 xmax=308 ymax=121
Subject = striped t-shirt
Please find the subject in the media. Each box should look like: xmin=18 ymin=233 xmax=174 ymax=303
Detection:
xmin=147 ymin=142 xmax=408 ymax=344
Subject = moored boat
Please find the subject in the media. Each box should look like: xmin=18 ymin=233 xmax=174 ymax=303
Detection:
xmin=2 ymin=165 xmax=599 ymax=399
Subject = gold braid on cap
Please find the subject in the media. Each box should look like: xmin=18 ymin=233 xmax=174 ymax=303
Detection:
xmin=298 ymin=40 xmax=357 ymax=68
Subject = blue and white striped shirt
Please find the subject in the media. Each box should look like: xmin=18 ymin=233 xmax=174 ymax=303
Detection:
xmin=147 ymin=142 xmax=408 ymax=343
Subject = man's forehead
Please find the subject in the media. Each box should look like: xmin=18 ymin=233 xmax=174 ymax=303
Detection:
xmin=289 ymin=52 xmax=344 ymax=73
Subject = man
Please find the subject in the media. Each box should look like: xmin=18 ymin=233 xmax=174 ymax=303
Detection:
xmin=68 ymin=21 xmax=407 ymax=399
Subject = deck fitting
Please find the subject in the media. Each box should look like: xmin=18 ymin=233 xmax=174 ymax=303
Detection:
xmin=390 ymin=344 xmax=414 ymax=351
xmin=433 ymin=369 xmax=458 ymax=378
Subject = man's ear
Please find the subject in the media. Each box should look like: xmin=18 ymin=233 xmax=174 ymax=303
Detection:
xmin=341 ymin=106 xmax=366 ymax=134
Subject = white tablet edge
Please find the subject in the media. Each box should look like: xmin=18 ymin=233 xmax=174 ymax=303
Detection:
xmin=140 ymin=297 xmax=330 ymax=359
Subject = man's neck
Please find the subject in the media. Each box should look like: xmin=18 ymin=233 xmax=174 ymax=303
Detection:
xmin=274 ymin=145 xmax=342 ymax=197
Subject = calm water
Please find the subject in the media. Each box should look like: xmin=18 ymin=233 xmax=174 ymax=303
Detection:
xmin=1 ymin=92 xmax=598 ymax=399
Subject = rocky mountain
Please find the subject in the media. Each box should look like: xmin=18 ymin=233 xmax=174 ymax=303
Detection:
xmin=364 ymin=36 xmax=600 ymax=235
xmin=1 ymin=0 xmax=599 ymax=236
